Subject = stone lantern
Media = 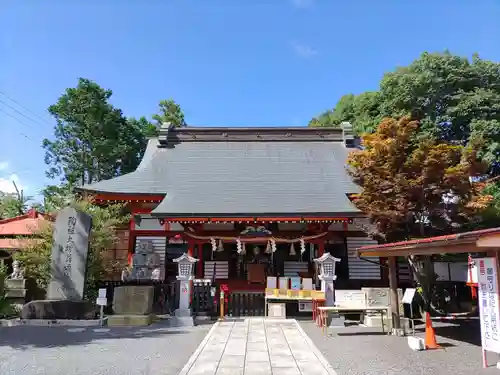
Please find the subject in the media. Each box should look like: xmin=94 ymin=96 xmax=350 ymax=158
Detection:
xmin=314 ymin=253 xmax=341 ymax=306
xmin=173 ymin=253 xmax=198 ymax=324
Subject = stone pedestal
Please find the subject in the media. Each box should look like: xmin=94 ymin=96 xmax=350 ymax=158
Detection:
xmin=171 ymin=276 xmax=195 ymax=327
xmin=113 ymin=285 xmax=154 ymax=315
xmin=321 ymin=276 xmax=342 ymax=328
xmin=21 ymin=300 xmax=94 ymax=319
xmin=5 ymin=279 xmax=27 ymax=309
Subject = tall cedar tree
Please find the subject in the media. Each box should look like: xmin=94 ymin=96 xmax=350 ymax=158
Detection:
xmin=43 ymin=78 xmax=151 ymax=186
xmin=347 ymin=117 xmax=492 ymax=313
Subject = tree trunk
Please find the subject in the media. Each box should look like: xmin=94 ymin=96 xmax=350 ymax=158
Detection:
xmin=408 ymin=255 xmax=438 ymax=316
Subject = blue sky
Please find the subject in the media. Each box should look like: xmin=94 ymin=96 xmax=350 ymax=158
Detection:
xmin=0 ymin=0 xmax=500 ymax=200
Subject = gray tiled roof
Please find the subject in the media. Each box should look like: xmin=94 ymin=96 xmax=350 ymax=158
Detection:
xmin=150 ymin=141 xmax=360 ymax=216
xmin=79 ymin=128 xmax=361 ymax=216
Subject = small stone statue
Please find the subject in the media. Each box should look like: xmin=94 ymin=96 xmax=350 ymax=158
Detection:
xmin=121 ymin=266 xmax=132 ymax=282
xmin=8 ymin=260 xmax=24 ymax=280
xmin=135 ymin=267 xmax=146 ymax=280
xmin=151 ymin=267 xmax=161 ymax=281
xmin=147 ymin=253 xmax=160 ymax=268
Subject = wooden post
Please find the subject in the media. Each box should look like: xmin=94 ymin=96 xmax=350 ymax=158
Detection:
xmin=197 ymin=242 xmax=204 ymax=278
xmin=318 ymin=241 xmax=325 ymax=257
xmin=388 ymin=256 xmax=401 ymax=331
xmin=219 ymin=289 xmax=225 ymax=320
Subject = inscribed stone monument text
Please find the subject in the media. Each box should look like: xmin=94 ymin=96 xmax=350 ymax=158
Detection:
xmin=47 ymin=207 xmax=92 ymax=300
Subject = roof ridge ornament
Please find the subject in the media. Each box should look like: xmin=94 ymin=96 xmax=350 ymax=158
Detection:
xmin=158 ymin=122 xmax=175 ymax=147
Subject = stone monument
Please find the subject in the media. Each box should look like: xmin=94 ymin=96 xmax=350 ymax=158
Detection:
xmin=47 ymin=207 xmax=92 ymax=300
xmin=109 ymin=241 xmax=162 ymax=326
xmin=314 ymin=253 xmax=341 ymax=327
xmin=21 ymin=207 xmax=93 ymax=320
xmin=171 ymin=253 xmax=198 ymax=327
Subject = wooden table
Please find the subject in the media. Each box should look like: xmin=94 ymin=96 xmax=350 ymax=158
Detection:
xmin=317 ymin=305 xmax=390 ymax=335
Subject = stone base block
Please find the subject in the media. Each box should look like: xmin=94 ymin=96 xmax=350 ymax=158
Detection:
xmin=169 ymin=316 xmax=195 ymax=328
xmin=364 ymin=314 xmax=410 ymax=331
xmin=5 ymin=289 xmax=26 ymax=299
xmin=6 ymin=279 xmax=26 ymax=289
xmin=21 ymin=300 xmax=95 ymax=320
xmin=363 ymin=314 xmax=390 ymax=328
xmin=113 ymin=285 xmax=154 ymax=315
xmin=175 ymin=308 xmax=192 ymax=318
xmin=327 ymin=313 xmax=345 ymax=328
xmin=107 ymin=314 xmax=155 ymax=327
xmin=407 ymin=336 xmax=425 ymax=350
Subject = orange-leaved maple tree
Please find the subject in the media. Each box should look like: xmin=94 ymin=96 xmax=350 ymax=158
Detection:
xmin=347 ymin=117 xmax=492 ymax=316
xmin=347 ymin=117 xmax=491 ymax=243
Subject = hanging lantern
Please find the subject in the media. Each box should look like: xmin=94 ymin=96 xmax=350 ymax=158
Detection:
xmin=217 ymin=239 xmax=224 ymax=252
xmin=236 ymin=238 xmax=243 ymax=254
xmin=300 ymin=238 xmax=306 ymax=254
xmin=271 ymin=239 xmax=277 ymax=253
xmin=289 ymin=242 xmax=296 ymax=256
xmin=264 ymin=241 xmax=271 ymax=254
xmin=210 ymin=237 xmax=217 ymax=252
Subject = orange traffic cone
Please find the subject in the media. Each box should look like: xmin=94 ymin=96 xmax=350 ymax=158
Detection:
xmin=424 ymin=312 xmax=440 ymax=349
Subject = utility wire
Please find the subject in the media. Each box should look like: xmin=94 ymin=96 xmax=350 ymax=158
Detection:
xmin=0 ymin=91 xmax=54 ymax=144
xmin=0 ymin=90 xmax=53 ymax=126
xmin=0 ymin=107 xmax=35 ymax=140
xmin=0 ymin=98 xmax=44 ymax=131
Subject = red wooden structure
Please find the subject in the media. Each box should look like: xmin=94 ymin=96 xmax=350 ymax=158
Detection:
xmin=77 ymin=125 xmax=397 ymax=291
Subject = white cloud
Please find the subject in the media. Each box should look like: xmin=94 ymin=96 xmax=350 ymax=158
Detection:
xmin=291 ymin=0 xmax=314 ymax=8
xmin=0 ymin=161 xmax=9 ymax=171
xmin=0 ymin=173 xmax=24 ymax=194
xmin=290 ymin=41 xmax=317 ymax=58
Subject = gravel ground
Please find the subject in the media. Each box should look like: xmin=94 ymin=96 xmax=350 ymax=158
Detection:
xmin=0 ymin=321 xmax=212 ymax=375
xmin=300 ymin=318 xmax=499 ymax=375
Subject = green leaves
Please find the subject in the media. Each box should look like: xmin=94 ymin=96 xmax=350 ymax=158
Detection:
xmin=310 ymin=51 xmax=500 ymax=172
xmin=43 ymin=78 xmax=150 ymax=185
xmin=309 ymin=92 xmax=382 ymax=134
xmin=16 ymin=198 xmax=130 ymax=299
xmin=43 ymin=79 xmax=188 ymax=187
xmin=152 ymin=99 xmax=186 ymax=128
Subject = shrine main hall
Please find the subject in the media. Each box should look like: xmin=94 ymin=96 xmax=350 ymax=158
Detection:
xmin=77 ymin=123 xmax=411 ymax=290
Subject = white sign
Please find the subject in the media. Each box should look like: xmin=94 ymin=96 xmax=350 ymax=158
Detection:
xmin=98 ymin=288 xmax=107 ymax=298
xmin=96 ymin=297 xmax=107 ymax=306
xmin=402 ymin=288 xmax=416 ymax=304
xmin=477 ymin=258 xmax=500 ymax=354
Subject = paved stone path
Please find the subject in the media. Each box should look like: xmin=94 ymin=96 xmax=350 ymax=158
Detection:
xmin=178 ymin=318 xmax=336 ymax=375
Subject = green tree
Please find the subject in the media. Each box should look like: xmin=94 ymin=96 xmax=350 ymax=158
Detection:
xmin=0 ymin=182 xmax=30 ymax=218
xmin=310 ymin=52 xmax=500 ymax=165
xmin=348 ymin=117 xmax=491 ymax=315
xmin=43 ymin=78 xmax=152 ymax=186
xmin=309 ymin=92 xmax=382 ymax=134
xmin=152 ymin=99 xmax=187 ymax=128
xmin=15 ymin=198 xmax=129 ymax=300
xmin=379 ymin=52 xmax=500 ymax=147
xmin=41 ymin=184 xmax=74 ymax=213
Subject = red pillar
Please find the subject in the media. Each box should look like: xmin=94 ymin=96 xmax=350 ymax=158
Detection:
xmin=187 ymin=239 xmax=194 ymax=257
xmin=197 ymin=242 xmax=204 ymax=278
xmin=318 ymin=241 xmax=325 ymax=257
